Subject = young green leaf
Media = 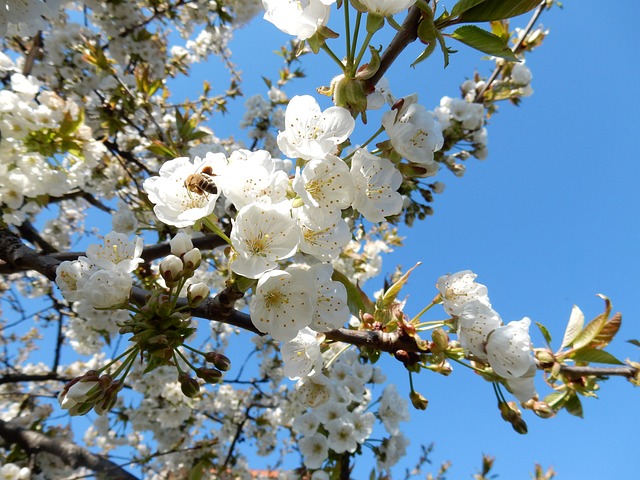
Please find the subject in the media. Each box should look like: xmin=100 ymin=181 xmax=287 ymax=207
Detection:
xmin=451 ymin=25 xmax=518 ymax=61
xmin=535 ymin=322 xmax=553 ymax=347
xmin=561 ymin=304 xmax=584 ymax=349
xmin=564 ymin=393 xmax=584 ymax=418
xmin=332 ymin=269 xmax=373 ymax=317
xmin=457 ymin=0 xmax=542 ymax=23
xmin=451 ymin=0 xmax=489 ymax=17
xmin=570 ymin=348 xmax=624 ymax=365
xmin=590 ymin=312 xmax=622 ymax=349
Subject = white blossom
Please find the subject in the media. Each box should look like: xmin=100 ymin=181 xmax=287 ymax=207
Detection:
xmin=218 ymin=149 xmax=289 ymax=210
xmin=436 ymin=270 xmax=490 ymax=316
xmin=485 ymin=317 xmax=536 ymax=379
xmin=457 ymin=300 xmax=502 ymax=361
xmin=309 ymin=263 xmax=349 ymax=332
xmin=85 ymin=232 xmax=144 ymax=273
xmin=325 ymin=416 xmax=358 ymax=453
xmin=249 ymin=268 xmax=315 ymax=341
xmin=79 ymin=269 xmax=132 ymax=309
xmin=296 ymin=207 xmax=352 ymax=261
xmin=382 ymin=98 xmax=443 ymax=168
xmin=350 ymin=148 xmax=403 ymax=223
xmin=230 ymin=201 xmax=298 ymax=279
xmin=358 ymin=0 xmax=416 ymax=16
xmin=281 ymin=327 xmax=323 ymax=380
xmin=263 ymin=0 xmax=335 ymax=41
xmin=293 ymin=154 xmax=355 ymax=217
xmin=298 ymin=433 xmax=329 ymax=469
xmin=277 ymin=95 xmax=355 ymax=160
xmin=378 ymin=384 xmax=410 ymax=435
xmin=143 ymin=153 xmax=225 ymax=228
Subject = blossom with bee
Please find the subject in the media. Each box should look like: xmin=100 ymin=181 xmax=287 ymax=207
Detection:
xmin=143 ymin=153 xmax=226 ymax=228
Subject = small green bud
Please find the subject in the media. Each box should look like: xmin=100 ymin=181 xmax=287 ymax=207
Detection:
xmin=196 ymin=367 xmax=223 ymax=384
xmin=204 ymin=352 xmax=231 ymax=371
xmin=431 ymin=328 xmax=449 ymax=352
xmin=178 ymin=373 xmax=200 ymax=398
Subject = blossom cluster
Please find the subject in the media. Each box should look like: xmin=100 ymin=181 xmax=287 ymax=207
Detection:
xmin=437 ymin=270 xmax=537 ymax=402
xmin=290 ymin=347 xmax=410 ymax=473
xmin=143 ymin=94 xmax=422 ymax=345
xmin=55 ymin=232 xmax=143 ymax=310
xmin=0 ymin=69 xmax=107 ymax=226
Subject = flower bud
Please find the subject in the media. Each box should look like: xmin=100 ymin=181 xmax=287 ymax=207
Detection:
xmin=333 ymin=75 xmax=368 ymax=120
xmin=160 ymin=255 xmax=183 ymax=285
xmin=534 ymin=348 xmax=555 ymax=366
xmin=410 ymin=390 xmax=429 ymax=410
xmin=532 ymin=401 xmax=555 ymax=419
xmin=182 ymin=248 xmax=202 ymax=271
xmin=187 ymin=282 xmax=210 ymax=307
xmin=431 ymin=328 xmax=449 ymax=352
xmin=205 ymin=352 xmax=231 ymax=371
xmin=170 ymin=232 xmax=194 ymax=257
xmin=178 ymin=373 xmax=200 ymax=398
xmin=196 ymin=367 xmax=223 ymax=384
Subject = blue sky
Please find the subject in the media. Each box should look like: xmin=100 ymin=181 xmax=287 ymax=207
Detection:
xmin=207 ymin=1 xmax=640 ymax=477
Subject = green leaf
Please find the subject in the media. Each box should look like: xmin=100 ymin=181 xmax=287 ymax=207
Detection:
xmin=332 ymin=269 xmax=373 ymax=317
xmin=571 ymin=313 xmax=607 ymax=351
xmin=451 ymin=25 xmax=518 ymax=61
xmin=544 ymin=391 xmax=567 ymax=409
xmin=451 ymin=0 xmax=489 ymax=17
xmin=628 ymin=339 xmax=640 ymax=348
xmin=570 ymin=348 xmax=624 ymax=365
xmin=535 ymin=322 xmax=553 ymax=347
xmin=457 ymin=0 xmax=541 ymax=22
xmin=564 ymin=393 xmax=583 ymax=418
xmin=380 ymin=263 xmax=421 ymax=308
xmin=591 ymin=312 xmax=622 ymax=348
xmin=561 ymin=304 xmax=584 ymax=349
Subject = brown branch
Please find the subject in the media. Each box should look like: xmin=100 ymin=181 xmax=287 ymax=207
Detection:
xmin=0 ymin=418 xmax=139 ymax=480
xmin=558 ymin=365 xmax=638 ymax=380
xmin=0 ymin=372 xmax=67 ymax=386
xmin=2 ymin=228 xmax=637 ymax=380
xmin=364 ymin=6 xmax=423 ymax=91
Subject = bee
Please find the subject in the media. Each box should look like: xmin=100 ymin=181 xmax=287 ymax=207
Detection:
xmin=184 ymin=165 xmax=218 ymax=197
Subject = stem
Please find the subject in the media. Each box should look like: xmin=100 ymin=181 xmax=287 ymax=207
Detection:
xmin=109 ymin=347 xmax=139 ymax=379
xmin=201 ymin=216 xmax=231 ymax=244
xmin=353 ymin=30 xmax=375 ymax=71
xmin=411 ymin=301 xmax=437 ymax=323
xmin=324 ymin=342 xmax=352 ymax=370
xmin=175 ymin=348 xmax=198 ymax=372
xmin=99 ymin=346 xmax=138 ymax=374
xmin=320 ymin=43 xmax=346 ymax=71
xmin=350 ymin=11 xmax=363 ymax=75
xmin=344 ymin=1 xmax=352 ymax=68
xmin=342 ymin=125 xmax=385 ymax=161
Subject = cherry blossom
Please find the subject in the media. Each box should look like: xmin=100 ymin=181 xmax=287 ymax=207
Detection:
xmin=263 ymin=0 xmax=336 ymax=40
xmin=229 ymin=202 xmax=298 ymax=279
xmin=249 ymin=268 xmax=315 ymax=341
xmin=349 ymin=148 xmax=403 ymax=222
xmin=143 ymin=153 xmax=225 ymax=228
xmin=277 ymin=95 xmax=355 ymax=160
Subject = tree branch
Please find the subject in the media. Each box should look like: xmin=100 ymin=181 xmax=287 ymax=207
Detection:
xmin=0 ymin=418 xmax=139 ymax=480
xmin=364 ymin=6 xmax=422 ymax=91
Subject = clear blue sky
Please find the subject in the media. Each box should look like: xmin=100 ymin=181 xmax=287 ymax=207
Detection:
xmin=200 ymin=1 xmax=640 ymax=477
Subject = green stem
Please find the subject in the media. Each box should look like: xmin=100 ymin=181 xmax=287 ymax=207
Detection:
xmin=350 ymin=11 xmax=363 ymax=75
xmin=448 ymin=354 xmax=486 ymax=375
xmin=411 ymin=301 xmax=437 ymax=323
xmin=98 ymin=346 xmax=138 ymax=374
xmin=325 ymin=342 xmax=352 ymax=370
xmin=353 ymin=30 xmax=375 ymax=71
xmin=344 ymin=1 xmax=352 ymax=68
xmin=201 ymin=216 xmax=231 ymax=245
xmin=320 ymin=43 xmax=346 ymax=71
xmin=342 ymin=125 xmax=385 ymax=161
xmin=110 ymin=347 xmax=139 ymax=379
xmin=175 ymin=347 xmax=198 ymax=372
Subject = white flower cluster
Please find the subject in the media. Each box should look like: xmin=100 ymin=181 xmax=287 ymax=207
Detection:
xmin=434 ymin=85 xmax=488 ymax=171
xmin=291 ymin=348 xmax=409 ymax=473
xmin=0 ymin=0 xmax=62 ymax=37
xmin=437 ymin=270 xmax=537 ymax=403
xmin=55 ymin=232 xmax=143 ymax=349
xmin=144 ymin=95 xmax=407 ymax=343
xmin=0 ymin=70 xmax=106 ymax=226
